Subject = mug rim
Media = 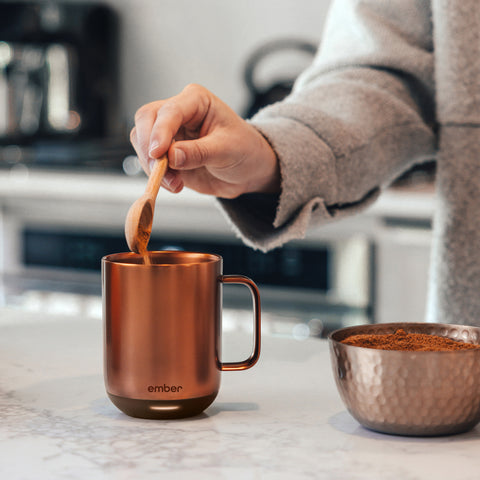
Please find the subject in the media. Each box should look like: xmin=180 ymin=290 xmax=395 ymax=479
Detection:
xmin=102 ymin=250 xmax=222 ymax=266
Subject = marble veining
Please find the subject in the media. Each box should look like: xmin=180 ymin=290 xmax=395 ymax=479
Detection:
xmin=1 ymin=309 xmax=480 ymax=480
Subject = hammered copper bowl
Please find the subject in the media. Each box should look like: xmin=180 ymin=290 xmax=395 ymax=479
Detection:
xmin=328 ymin=323 xmax=480 ymax=436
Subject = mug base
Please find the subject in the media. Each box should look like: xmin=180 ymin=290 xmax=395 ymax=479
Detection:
xmin=107 ymin=392 xmax=218 ymax=419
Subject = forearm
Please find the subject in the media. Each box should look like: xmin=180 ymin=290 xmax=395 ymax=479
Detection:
xmin=253 ymin=66 xmax=436 ymax=226
xmin=219 ymin=0 xmax=437 ymax=251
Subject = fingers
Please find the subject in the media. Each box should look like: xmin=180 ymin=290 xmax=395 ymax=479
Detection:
xmin=148 ymin=84 xmax=212 ymax=160
xmin=161 ymin=169 xmax=184 ymax=194
xmin=169 ymin=136 xmax=219 ymax=171
xmin=131 ymin=84 xmax=213 ymax=177
xmin=131 ymin=124 xmax=183 ymax=193
xmin=178 ymin=168 xmax=244 ymax=199
xmin=130 ymin=126 xmax=155 ymax=176
xmin=129 ymin=84 xmax=268 ymax=198
xmin=130 ymin=101 xmax=163 ymax=174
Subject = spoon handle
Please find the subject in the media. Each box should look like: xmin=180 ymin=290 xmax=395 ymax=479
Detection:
xmin=145 ymin=156 xmax=168 ymax=199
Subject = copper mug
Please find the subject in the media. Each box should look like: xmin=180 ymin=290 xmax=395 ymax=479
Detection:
xmin=102 ymin=251 xmax=261 ymax=419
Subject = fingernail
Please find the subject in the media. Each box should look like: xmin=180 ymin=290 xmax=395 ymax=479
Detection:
xmin=148 ymin=158 xmax=155 ymax=173
xmin=149 ymin=140 xmax=159 ymax=157
xmin=174 ymin=148 xmax=186 ymax=168
xmin=163 ymin=170 xmax=175 ymax=188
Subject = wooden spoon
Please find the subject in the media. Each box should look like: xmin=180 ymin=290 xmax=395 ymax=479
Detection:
xmin=124 ymin=155 xmax=168 ymax=254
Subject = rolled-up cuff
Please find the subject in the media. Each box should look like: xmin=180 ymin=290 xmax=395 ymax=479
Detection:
xmin=251 ymin=116 xmax=338 ymax=228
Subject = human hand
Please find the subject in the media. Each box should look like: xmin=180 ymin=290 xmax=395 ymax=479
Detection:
xmin=130 ymin=84 xmax=280 ymax=199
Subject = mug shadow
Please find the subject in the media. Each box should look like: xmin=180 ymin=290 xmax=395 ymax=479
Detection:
xmin=90 ymin=396 xmax=259 ymax=422
xmin=204 ymin=401 xmax=259 ymax=417
xmin=166 ymin=401 xmax=260 ymax=422
xmin=329 ymin=410 xmax=480 ymax=443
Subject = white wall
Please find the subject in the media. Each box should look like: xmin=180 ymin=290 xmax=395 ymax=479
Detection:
xmin=111 ymin=0 xmax=332 ymax=126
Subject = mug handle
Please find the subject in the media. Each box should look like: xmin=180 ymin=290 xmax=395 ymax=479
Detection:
xmin=219 ymin=275 xmax=261 ymax=371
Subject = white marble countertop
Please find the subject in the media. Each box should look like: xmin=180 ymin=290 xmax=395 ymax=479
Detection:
xmin=2 ymin=308 xmax=478 ymax=480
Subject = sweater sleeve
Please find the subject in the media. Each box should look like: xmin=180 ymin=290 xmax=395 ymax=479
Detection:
xmin=219 ymin=0 xmax=436 ymax=252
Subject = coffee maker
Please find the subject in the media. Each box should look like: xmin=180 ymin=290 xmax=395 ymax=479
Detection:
xmin=0 ymin=2 xmax=128 ymax=169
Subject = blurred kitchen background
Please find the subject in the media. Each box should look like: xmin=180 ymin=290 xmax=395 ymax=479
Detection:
xmin=0 ymin=0 xmax=435 ymax=337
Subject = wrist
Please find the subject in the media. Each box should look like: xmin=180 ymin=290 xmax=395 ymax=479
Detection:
xmin=247 ymin=127 xmax=281 ymax=195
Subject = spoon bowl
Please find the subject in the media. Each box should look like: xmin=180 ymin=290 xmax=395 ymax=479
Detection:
xmin=125 ymin=196 xmax=154 ymax=253
xmin=124 ymin=156 xmax=168 ymax=254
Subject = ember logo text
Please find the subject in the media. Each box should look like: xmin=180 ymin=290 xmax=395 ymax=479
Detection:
xmin=147 ymin=384 xmax=183 ymax=393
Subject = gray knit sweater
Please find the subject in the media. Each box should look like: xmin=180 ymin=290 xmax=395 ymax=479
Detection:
xmin=219 ymin=0 xmax=480 ymax=326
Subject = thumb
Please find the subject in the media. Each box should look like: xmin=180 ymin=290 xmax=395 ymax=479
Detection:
xmin=170 ymin=137 xmax=221 ymax=171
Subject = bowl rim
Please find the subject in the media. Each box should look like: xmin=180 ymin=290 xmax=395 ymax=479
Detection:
xmin=328 ymin=322 xmax=480 ymax=353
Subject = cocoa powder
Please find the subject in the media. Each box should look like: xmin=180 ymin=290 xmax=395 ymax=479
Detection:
xmin=341 ymin=328 xmax=480 ymax=351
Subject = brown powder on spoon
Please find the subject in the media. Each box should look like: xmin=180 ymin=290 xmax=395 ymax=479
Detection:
xmin=136 ymin=211 xmax=152 ymax=265
xmin=135 ymin=225 xmax=152 ymax=265
xmin=341 ymin=328 xmax=480 ymax=351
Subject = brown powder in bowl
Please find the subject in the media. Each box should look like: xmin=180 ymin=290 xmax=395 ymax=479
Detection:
xmin=341 ymin=328 xmax=480 ymax=351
